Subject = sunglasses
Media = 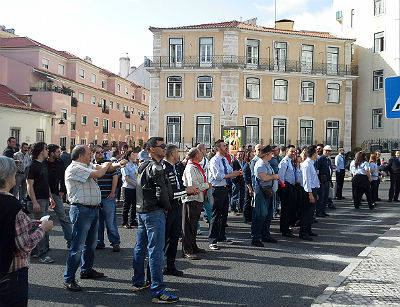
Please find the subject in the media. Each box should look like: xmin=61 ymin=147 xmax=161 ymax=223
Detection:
xmin=95 ymin=151 xmax=104 ymax=154
xmin=154 ymin=144 xmax=167 ymax=149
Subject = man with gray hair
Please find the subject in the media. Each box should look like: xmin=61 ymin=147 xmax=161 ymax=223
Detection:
xmin=13 ymin=142 xmax=31 ymax=201
xmin=63 ymin=145 xmax=127 ymax=292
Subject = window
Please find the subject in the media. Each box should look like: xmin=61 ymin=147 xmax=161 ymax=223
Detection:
xmin=123 ymin=105 xmax=128 ymax=113
xmin=81 ymin=115 xmax=87 ymax=125
xmin=78 ymin=92 xmax=84 ymax=102
xmin=100 ymin=98 xmax=106 ymax=108
xmin=119 ymin=121 xmax=122 ymax=129
xmin=274 ymin=42 xmax=287 ymax=71
xmin=246 ymin=39 xmax=259 ymax=65
xmin=166 ymin=116 xmax=181 ymax=144
xmin=326 ymin=121 xmax=339 ymax=149
xmin=138 ymin=109 xmax=141 ymax=116
xmin=327 ymin=83 xmax=340 ymax=103
xmin=372 ymin=108 xmax=383 ymax=129
xmin=124 ymin=87 xmax=128 ymax=95
xmin=167 ymin=76 xmax=182 ymax=98
xmin=109 ymin=101 xmax=114 ymax=109
xmin=198 ymin=76 xmax=213 ymax=98
xmin=91 ymin=74 xmax=96 ymax=83
xmin=301 ymin=81 xmax=315 ymax=102
xmin=169 ymin=38 xmax=183 ymax=67
xmin=273 ymin=119 xmax=287 ymax=146
xmin=117 ymin=84 xmax=121 ymax=92
xmin=301 ymin=45 xmax=314 ymax=73
xmin=130 ymin=107 xmax=134 ymax=114
xmin=300 ymin=120 xmax=313 ymax=146
xmin=103 ymin=119 xmax=109 ymax=133
xmin=133 ymin=124 xmax=136 ymax=132
xmin=145 ymin=126 xmax=148 ymax=132
xmin=125 ymin=123 xmax=130 ymax=135
xmin=42 ymin=58 xmax=49 ymax=69
xmin=374 ymin=0 xmax=384 ymax=15
xmin=93 ymin=117 xmax=99 ymax=127
xmin=58 ymin=64 xmax=65 ymax=75
xmin=80 ymin=138 xmax=87 ymax=145
xmin=246 ymin=78 xmax=260 ymax=99
xmin=71 ymin=114 xmax=76 ymax=130
xmin=274 ymin=79 xmax=288 ymax=101
xmin=200 ymin=37 xmax=213 ymax=65
xmin=79 ymin=68 xmax=85 ymax=78
xmin=60 ymin=137 xmax=67 ymax=148
xmin=373 ymin=70 xmax=384 ymax=91
xmin=70 ymin=137 xmax=76 ymax=147
xmin=101 ymin=80 xmax=106 ymax=88
xmin=350 ymin=9 xmax=355 ymax=28
xmin=91 ymin=96 xmax=96 ymax=105
xmin=10 ymin=128 xmax=20 ymax=145
xmin=245 ymin=117 xmax=259 ymax=145
xmin=112 ymin=120 xmax=116 ymax=129
xmin=143 ymin=94 xmax=146 ymax=101
xmin=196 ymin=116 xmax=211 ymax=146
xmin=36 ymin=130 xmax=44 ymax=142
xmin=60 ymin=109 xmax=67 ymax=120
xmin=116 ymin=103 xmax=120 ymax=111
xmin=139 ymin=125 xmax=143 ymax=132
xmin=374 ymin=32 xmax=384 ymax=53
xmin=327 ymin=47 xmax=339 ymax=75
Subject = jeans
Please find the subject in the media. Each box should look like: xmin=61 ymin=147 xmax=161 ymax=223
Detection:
xmin=132 ymin=210 xmax=166 ymax=298
xmin=52 ymin=193 xmax=72 ymax=246
xmin=98 ymin=197 xmax=120 ymax=247
xmin=27 ymin=199 xmax=49 ymax=257
xmin=13 ymin=173 xmax=27 ymax=201
xmin=251 ymin=195 xmax=273 ymax=240
xmin=0 ymin=268 xmax=28 ymax=307
xmin=316 ymin=181 xmax=330 ymax=214
xmin=64 ymin=205 xmax=99 ymax=282
xmin=230 ymin=182 xmax=245 ymax=212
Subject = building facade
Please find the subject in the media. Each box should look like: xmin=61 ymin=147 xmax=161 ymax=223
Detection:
xmin=146 ymin=20 xmax=357 ymax=151
xmin=333 ymin=0 xmax=400 ymax=152
xmin=0 ymin=37 xmax=149 ymax=150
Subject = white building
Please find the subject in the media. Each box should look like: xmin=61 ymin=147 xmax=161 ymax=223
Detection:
xmin=333 ymin=0 xmax=400 ymax=151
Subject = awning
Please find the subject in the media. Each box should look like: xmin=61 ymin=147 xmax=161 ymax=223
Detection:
xmin=33 ymin=69 xmax=59 ymax=81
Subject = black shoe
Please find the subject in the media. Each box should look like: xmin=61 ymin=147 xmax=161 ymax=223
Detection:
xmin=262 ymin=237 xmax=278 ymax=243
xmin=316 ymin=213 xmax=326 ymax=218
xmin=251 ymin=239 xmax=264 ymax=247
xmin=67 ymin=243 xmax=71 ymax=249
xmin=282 ymin=232 xmax=296 ymax=238
xmin=64 ymin=280 xmax=82 ymax=292
xmin=130 ymin=220 xmax=138 ymax=227
xmin=163 ymin=268 xmax=184 ymax=276
xmin=299 ymin=234 xmax=313 ymax=241
xmin=388 ymin=199 xmax=393 ymax=202
xmin=313 ymin=218 xmax=318 ymax=223
xmin=309 ymin=232 xmax=318 ymax=237
xmin=376 ymin=198 xmax=381 ymax=201
xmin=394 ymin=200 xmax=400 ymax=203
xmin=328 ymin=205 xmax=336 ymax=209
xmin=112 ymin=244 xmax=120 ymax=252
xmin=322 ymin=212 xmax=330 ymax=217
xmin=80 ymin=269 xmax=105 ymax=279
xmin=354 ymin=206 xmax=360 ymax=209
xmin=369 ymin=204 xmax=375 ymax=210
xmin=96 ymin=245 xmax=105 ymax=250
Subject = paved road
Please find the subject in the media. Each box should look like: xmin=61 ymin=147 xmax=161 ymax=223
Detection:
xmin=28 ymin=181 xmax=400 ymax=307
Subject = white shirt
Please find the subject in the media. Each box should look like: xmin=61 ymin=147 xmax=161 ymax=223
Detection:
xmin=301 ymin=158 xmax=320 ymax=193
xmin=65 ymin=161 xmax=101 ymax=206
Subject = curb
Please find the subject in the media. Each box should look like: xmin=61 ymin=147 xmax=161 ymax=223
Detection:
xmin=311 ymin=222 xmax=400 ymax=307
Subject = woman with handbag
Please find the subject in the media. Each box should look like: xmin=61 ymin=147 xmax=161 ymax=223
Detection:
xmin=251 ymin=145 xmax=279 ymax=247
xmin=351 ymin=151 xmax=375 ymax=209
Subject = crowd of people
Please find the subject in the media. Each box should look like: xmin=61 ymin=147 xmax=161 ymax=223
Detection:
xmin=0 ymin=134 xmax=398 ymax=306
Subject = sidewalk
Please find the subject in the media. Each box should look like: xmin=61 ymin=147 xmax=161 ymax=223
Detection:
xmin=312 ymin=222 xmax=400 ymax=307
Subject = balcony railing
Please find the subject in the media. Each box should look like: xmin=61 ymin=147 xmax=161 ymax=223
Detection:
xmin=361 ymin=138 xmax=400 ymax=153
xmin=30 ymin=83 xmax=75 ymax=96
xmin=144 ymin=56 xmax=358 ymax=76
xmin=102 ymin=107 xmax=109 ymax=114
xmin=124 ymin=111 xmax=130 ymax=119
xmin=71 ymin=97 xmax=78 ymax=107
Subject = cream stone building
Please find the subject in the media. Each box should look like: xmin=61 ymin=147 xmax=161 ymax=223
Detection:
xmin=146 ymin=19 xmax=358 ymax=151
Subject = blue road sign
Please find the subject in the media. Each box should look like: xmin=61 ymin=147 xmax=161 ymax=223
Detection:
xmin=385 ymin=76 xmax=400 ymax=118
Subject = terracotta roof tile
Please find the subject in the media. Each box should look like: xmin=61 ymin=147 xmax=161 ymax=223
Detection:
xmin=0 ymin=84 xmax=53 ymax=114
xmin=149 ymin=20 xmax=351 ymax=40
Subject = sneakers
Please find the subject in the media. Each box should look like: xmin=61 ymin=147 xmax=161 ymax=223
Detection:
xmin=64 ymin=280 xmax=82 ymax=292
xmin=152 ymin=290 xmax=179 ymax=304
xmin=80 ymin=269 xmax=105 ymax=279
xmin=40 ymin=256 xmax=54 ymax=264
xmin=132 ymin=281 xmax=151 ymax=292
xmin=112 ymin=244 xmax=120 ymax=252
xmin=208 ymin=244 xmax=219 ymax=250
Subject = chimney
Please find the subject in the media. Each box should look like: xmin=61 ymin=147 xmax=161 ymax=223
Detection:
xmin=275 ymin=19 xmax=294 ymax=31
xmin=119 ymin=53 xmax=130 ymax=78
xmin=84 ymin=56 xmax=92 ymax=63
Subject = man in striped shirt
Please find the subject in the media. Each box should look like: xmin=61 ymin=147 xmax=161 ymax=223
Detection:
xmin=92 ymin=145 xmax=120 ymax=252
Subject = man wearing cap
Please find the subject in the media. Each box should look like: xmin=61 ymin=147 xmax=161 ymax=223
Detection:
xmin=315 ymin=145 xmax=334 ymax=217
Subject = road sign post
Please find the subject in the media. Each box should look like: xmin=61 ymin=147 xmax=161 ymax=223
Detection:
xmin=385 ymin=76 xmax=400 ymax=118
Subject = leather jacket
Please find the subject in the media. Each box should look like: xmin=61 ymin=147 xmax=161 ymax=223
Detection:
xmin=136 ymin=158 xmax=173 ymax=213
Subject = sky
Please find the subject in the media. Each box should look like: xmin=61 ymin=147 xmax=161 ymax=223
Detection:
xmin=1 ymin=0 xmax=335 ymax=74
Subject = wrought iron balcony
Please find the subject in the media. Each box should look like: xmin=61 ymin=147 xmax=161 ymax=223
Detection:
xmin=30 ymin=83 xmax=75 ymax=96
xmin=71 ymin=97 xmax=78 ymax=107
xmin=361 ymin=138 xmax=400 ymax=153
xmin=101 ymin=106 xmax=109 ymax=114
xmin=144 ymin=56 xmax=358 ymax=76
xmin=124 ymin=111 xmax=130 ymax=119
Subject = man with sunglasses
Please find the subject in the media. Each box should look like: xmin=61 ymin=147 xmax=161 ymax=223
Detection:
xmin=132 ymin=137 xmax=179 ymax=304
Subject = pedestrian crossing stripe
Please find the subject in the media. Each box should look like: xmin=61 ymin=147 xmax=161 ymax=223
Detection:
xmin=392 ymin=96 xmax=400 ymax=112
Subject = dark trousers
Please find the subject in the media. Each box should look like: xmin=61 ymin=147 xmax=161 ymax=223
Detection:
xmin=208 ymin=186 xmax=229 ymax=244
xmin=0 ymin=268 xmax=28 ymax=307
xmin=279 ymin=184 xmax=294 ymax=234
xmin=316 ymin=181 xmax=330 ymax=214
xmin=300 ymin=189 xmax=316 ymax=236
xmin=389 ymin=173 xmax=400 ymax=201
xmin=352 ymin=175 xmax=373 ymax=208
xmin=335 ymin=170 xmax=345 ymax=198
xmin=243 ymin=186 xmax=253 ymax=223
xmin=122 ymin=187 xmax=136 ymax=226
xmin=182 ymin=201 xmax=203 ymax=254
xmin=164 ymin=204 xmax=182 ymax=270
xmin=370 ymin=180 xmax=379 ymax=203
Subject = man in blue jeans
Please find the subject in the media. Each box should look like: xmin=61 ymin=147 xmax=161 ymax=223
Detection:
xmin=93 ymin=145 xmax=121 ymax=252
xmin=132 ymin=137 xmax=179 ymax=304
xmin=63 ymin=145 xmax=126 ymax=292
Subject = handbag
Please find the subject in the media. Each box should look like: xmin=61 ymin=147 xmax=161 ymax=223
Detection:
xmin=257 ymin=178 xmax=274 ymax=198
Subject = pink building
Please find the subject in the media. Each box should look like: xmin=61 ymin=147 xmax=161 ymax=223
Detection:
xmin=0 ymin=37 xmax=149 ymax=150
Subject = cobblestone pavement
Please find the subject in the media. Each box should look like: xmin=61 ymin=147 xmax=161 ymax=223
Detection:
xmin=313 ymin=222 xmax=400 ymax=307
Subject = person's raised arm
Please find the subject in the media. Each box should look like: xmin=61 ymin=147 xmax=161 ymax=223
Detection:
xmin=89 ymin=162 xmax=111 ymax=178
